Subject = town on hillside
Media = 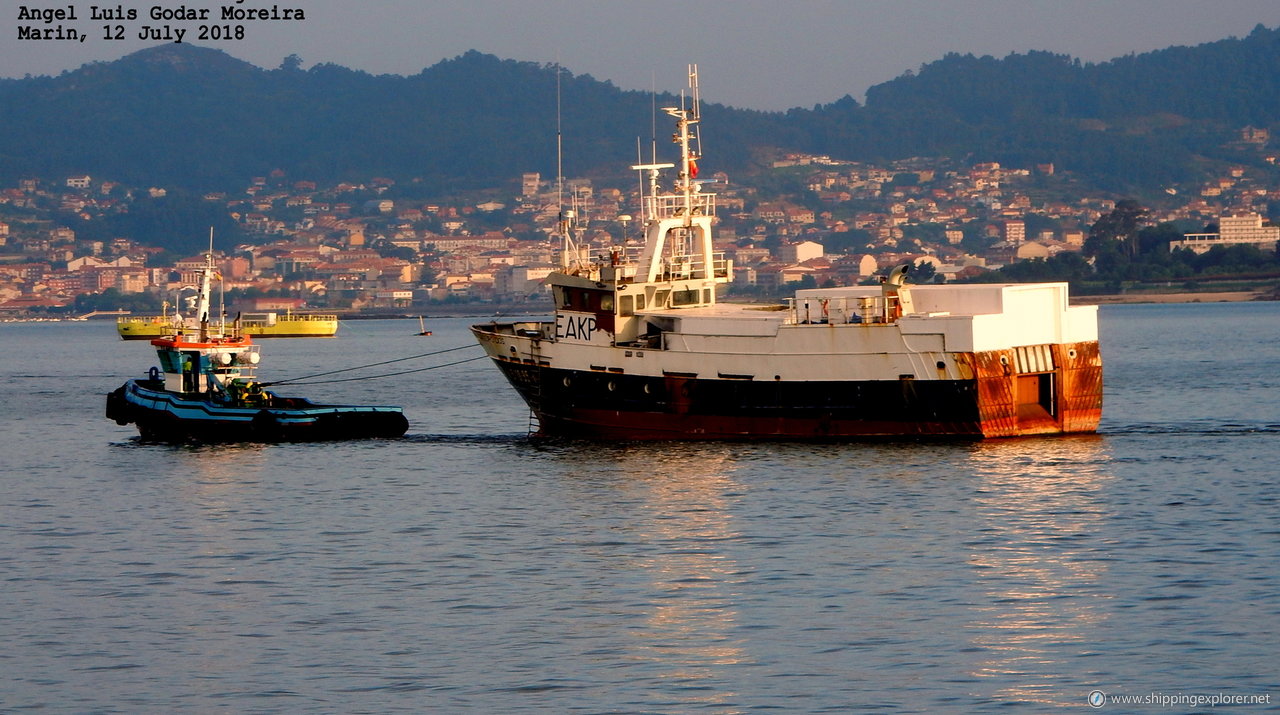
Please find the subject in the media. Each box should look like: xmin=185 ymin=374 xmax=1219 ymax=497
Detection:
xmin=2 ymin=127 xmax=1279 ymax=318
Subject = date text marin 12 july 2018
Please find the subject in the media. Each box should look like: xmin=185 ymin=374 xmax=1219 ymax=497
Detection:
xmin=17 ymin=4 xmax=304 ymax=41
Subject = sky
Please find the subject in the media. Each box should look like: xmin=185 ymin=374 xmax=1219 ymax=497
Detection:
xmin=5 ymin=0 xmax=1280 ymax=111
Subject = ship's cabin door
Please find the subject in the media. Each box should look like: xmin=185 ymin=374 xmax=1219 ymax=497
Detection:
xmin=1016 ymin=372 xmax=1056 ymax=422
xmin=1013 ymin=345 xmax=1058 ymax=427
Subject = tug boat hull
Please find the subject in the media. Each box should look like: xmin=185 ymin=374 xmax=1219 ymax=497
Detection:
xmin=106 ymin=379 xmax=408 ymax=443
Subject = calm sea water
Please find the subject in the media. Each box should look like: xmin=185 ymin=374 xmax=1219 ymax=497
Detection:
xmin=1 ymin=303 xmax=1278 ymax=713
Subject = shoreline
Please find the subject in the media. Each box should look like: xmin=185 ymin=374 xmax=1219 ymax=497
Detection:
xmin=6 ymin=291 xmax=1276 ymax=322
xmin=1072 ymin=290 xmax=1271 ymax=305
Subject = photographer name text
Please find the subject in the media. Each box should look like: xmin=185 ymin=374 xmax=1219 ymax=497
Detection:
xmin=16 ymin=3 xmax=304 ymax=43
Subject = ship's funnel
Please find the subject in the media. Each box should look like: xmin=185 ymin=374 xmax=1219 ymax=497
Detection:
xmin=884 ymin=264 xmax=915 ymax=317
xmin=887 ymin=264 xmax=912 ymax=287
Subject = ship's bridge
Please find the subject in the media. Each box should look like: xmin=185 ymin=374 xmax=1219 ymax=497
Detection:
xmin=596 ymin=245 xmax=732 ymax=284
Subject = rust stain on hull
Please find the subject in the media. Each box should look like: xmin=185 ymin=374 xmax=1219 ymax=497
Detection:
xmin=973 ymin=340 xmax=1102 ymax=438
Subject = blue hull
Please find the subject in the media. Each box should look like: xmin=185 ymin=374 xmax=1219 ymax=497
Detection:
xmin=106 ymin=379 xmax=408 ymax=443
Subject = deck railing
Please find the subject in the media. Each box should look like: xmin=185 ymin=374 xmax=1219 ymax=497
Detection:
xmin=640 ymin=192 xmax=716 ymax=220
xmin=786 ymin=295 xmax=901 ymax=325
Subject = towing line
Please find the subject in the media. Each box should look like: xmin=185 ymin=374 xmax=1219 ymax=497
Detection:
xmin=262 ymin=344 xmax=484 ymax=386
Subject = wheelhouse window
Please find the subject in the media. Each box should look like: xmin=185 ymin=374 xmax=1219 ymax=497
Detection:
xmin=672 ymin=289 xmax=700 ymax=306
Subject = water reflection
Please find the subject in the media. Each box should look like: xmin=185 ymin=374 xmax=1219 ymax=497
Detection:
xmin=962 ymin=436 xmax=1116 ymax=707
xmin=550 ymin=442 xmax=749 ymax=709
xmin=169 ymin=443 xmax=272 ymax=573
xmin=178 ymin=443 xmax=269 ymax=480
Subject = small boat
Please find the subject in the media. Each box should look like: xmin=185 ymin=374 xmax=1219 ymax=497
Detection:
xmin=471 ymin=66 xmax=1102 ymax=440
xmin=106 ymin=247 xmax=407 ymax=443
xmin=117 ymin=310 xmax=338 ymax=340
xmin=416 ymin=316 xmax=432 ymax=336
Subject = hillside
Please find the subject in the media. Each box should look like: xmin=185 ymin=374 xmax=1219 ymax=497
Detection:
xmin=1 ymin=25 xmax=1278 ymax=194
xmin=801 ymin=23 xmax=1280 ymax=192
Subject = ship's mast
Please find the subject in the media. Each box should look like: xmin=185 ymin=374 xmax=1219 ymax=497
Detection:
xmin=554 ymin=64 xmax=589 ymax=274
xmin=630 ymin=64 xmax=723 ymax=288
xmin=195 ymin=228 xmax=214 ymax=340
xmin=556 ymin=63 xmax=567 ymax=270
xmin=673 ymin=63 xmax=701 ymax=227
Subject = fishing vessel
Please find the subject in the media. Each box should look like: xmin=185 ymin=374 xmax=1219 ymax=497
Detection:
xmin=106 ymin=248 xmax=406 ymax=442
xmin=471 ymin=66 xmax=1102 ymax=440
xmin=117 ymin=309 xmax=338 ymax=339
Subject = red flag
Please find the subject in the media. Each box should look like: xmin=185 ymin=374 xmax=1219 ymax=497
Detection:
xmin=689 ymin=158 xmax=699 ymax=178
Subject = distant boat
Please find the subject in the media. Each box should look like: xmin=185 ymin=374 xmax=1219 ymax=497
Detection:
xmin=117 ymin=310 xmax=337 ymax=340
xmin=416 ymin=316 xmax=432 ymax=336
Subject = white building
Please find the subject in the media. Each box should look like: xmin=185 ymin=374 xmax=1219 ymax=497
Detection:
xmin=1171 ymin=213 xmax=1280 ymax=254
xmin=521 ymin=173 xmax=542 ymax=197
xmin=777 ymin=240 xmax=823 ymax=263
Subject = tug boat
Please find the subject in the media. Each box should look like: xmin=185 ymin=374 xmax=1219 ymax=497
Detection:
xmin=471 ymin=67 xmax=1103 ymax=440
xmin=106 ymin=250 xmax=407 ymax=442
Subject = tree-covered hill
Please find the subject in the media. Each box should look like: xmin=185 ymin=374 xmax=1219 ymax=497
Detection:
xmin=1 ymin=25 xmax=1277 ymax=194
xmin=0 ymin=47 xmax=666 ymax=191
xmin=798 ymin=23 xmax=1280 ymax=192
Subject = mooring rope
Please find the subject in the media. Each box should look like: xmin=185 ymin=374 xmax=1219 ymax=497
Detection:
xmin=262 ymin=344 xmax=484 ymax=386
